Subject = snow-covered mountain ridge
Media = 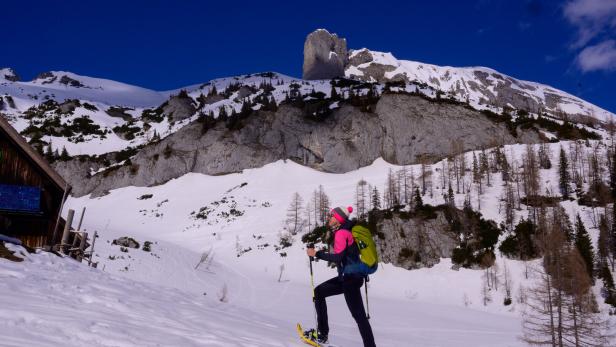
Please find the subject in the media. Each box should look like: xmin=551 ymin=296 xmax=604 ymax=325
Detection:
xmin=1 ymin=70 xmax=171 ymax=108
xmin=345 ymin=48 xmax=612 ymax=123
xmin=0 ymin=30 xmax=613 ymax=158
xmin=299 ymin=28 xmax=614 ymax=124
xmin=0 ymin=28 xmax=613 ymax=164
xmin=0 ymin=28 xmax=611 ymax=200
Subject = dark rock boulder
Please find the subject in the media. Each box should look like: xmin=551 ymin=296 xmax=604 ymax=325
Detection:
xmin=112 ymin=237 xmax=140 ymax=249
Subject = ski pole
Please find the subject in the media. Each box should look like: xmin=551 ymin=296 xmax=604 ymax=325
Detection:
xmin=365 ymin=275 xmax=371 ymax=320
xmin=308 ymin=244 xmax=319 ymax=342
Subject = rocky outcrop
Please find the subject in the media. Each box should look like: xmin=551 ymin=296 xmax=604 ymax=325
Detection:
xmin=106 ymin=107 xmax=133 ymax=121
xmin=33 ymin=72 xmax=57 ymax=84
xmin=373 ymin=210 xmax=458 ymax=269
xmin=0 ymin=68 xmax=20 ymax=82
xmin=302 ymin=29 xmax=348 ymax=80
xmin=162 ymin=94 xmax=196 ymax=121
xmin=59 ymin=75 xmax=86 ymax=88
xmin=54 ymin=93 xmax=541 ymax=197
xmin=372 ymin=205 xmax=501 ymax=270
xmin=57 ymin=100 xmax=79 ymax=115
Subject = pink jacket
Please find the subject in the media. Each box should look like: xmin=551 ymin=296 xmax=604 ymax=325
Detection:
xmin=333 ymin=228 xmax=354 ymax=254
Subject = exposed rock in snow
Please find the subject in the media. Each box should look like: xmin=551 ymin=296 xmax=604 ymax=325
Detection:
xmin=161 ymin=94 xmax=197 ymax=121
xmin=303 ymin=29 xmax=348 ymax=80
xmin=0 ymin=67 xmax=20 ymax=82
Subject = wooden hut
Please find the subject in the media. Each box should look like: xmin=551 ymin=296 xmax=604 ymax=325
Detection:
xmin=0 ymin=116 xmax=71 ymax=248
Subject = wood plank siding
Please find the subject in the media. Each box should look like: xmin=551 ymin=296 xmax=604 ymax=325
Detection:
xmin=0 ymin=116 xmax=70 ymax=248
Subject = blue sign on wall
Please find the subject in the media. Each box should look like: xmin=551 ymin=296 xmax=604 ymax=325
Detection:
xmin=0 ymin=184 xmax=41 ymax=213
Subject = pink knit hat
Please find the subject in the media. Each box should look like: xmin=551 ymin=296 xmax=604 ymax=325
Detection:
xmin=331 ymin=206 xmax=353 ymax=223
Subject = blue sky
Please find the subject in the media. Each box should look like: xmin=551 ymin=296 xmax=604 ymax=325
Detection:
xmin=2 ymin=0 xmax=615 ymax=112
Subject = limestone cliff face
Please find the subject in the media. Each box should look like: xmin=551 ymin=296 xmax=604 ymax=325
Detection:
xmin=302 ymin=29 xmax=348 ymax=80
xmin=54 ymin=93 xmax=541 ymax=197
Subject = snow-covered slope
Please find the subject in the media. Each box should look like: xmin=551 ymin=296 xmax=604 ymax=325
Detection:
xmin=3 ymin=140 xmax=616 ymax=346
xmin=346 ymin=48 xmax=614 ymax=122
xmin=63 ymin=141 xmax=615 ymax=345
xmin=0 ymin=241 xmax=524 ymax=347
xmin=1 ymin=70 xmax=170 ymax=108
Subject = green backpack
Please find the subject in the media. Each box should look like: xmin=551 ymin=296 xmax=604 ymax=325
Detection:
xmin=345 ymin=225 xmax=378 ymax=275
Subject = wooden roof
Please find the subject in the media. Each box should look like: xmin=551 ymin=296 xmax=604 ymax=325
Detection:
xmin=0 ymin=116 xmax=69 ymax=191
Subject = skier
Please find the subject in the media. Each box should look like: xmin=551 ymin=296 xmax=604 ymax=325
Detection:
xmin=305 ymin=206 xmax=377 ymax=347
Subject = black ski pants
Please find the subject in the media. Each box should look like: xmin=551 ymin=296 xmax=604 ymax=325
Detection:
xmin=314 ymin=275 xmax=376 ymax=347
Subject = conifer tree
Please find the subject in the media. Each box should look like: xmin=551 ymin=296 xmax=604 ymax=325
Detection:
xmin=447 ymin=183 xmax=455 ymax=207
xmin=500 ymin=153 xmax=510 ymax=182
xmin=538 ymin=143 xmax=552 ymax=169
xmin=413 ymin=187 xmax=423 ymax=210
xmin=330 ymin=84 xmax=339 ymax=101
xmin=60 ymin=146 xmax=70 ymax=161
xmin=611 ymin=146 xmax=616 ymax=199
xmin=612 ymin=206 xmax=616 ymax=271
xmin=218 ymin=105 xmax=228 ymax=120
xmin=472 ymin=152 xmax=479 ymax=183
xmin=208 ymin=84 xmax=218 ymax=96
xmin=480 ymin=149 xmax=490 ymax=186
xmin=45 ymin=143 xmax=54 ymax=161
xmin=559 ymin=146 xmax=570 ymax=199
xmin=240 ymin=99 xmax=252 ymax=117
xmin=597 ymin=214 xmax=616 ymax=306
xmin=371 ymin=186 xmax=381 ymax=211
xmin=574 ymin=214 xmax=595 ymax=282
xmin=598 ymin=214 xmax=610 ymax=263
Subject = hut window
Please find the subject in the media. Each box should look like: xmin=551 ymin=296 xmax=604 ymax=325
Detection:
xmin=0 ymin=184 xmax=41 ymax=213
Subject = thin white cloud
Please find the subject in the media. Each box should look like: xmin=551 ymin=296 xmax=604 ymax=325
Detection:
xmin=564 ymin=0 xmax=616 ymax=72
xmin=563 ymin=0 xmax=616 ymax=48
xmin=576 ymin=39 xmax=616 ymax=72
xmin=544 ymin=55 xmax=558 ymax=63
xmin=518 ymin=21 xmax=532 ymax=31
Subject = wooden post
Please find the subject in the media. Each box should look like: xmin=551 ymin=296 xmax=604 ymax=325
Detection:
xmin=77 ymin=207 xmax=86 ymax=231
xmin=51 ymin=184 xmax=70 ymax=246
xmin=88 ymin=231 xmax=98 ymax=267
xmin=77 ymin=232 xmax=88 ymax=262
xmin=60 ymin=209 xmax=75 ymax=252
xmin=69 ymin=232 xmax=80 ymax=258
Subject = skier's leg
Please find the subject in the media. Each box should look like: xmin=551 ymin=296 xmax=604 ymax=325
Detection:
xmin=314 ymin=276 xmax=344 ymax=337
xmin=343 ymin=276 xmax=376 ymax=347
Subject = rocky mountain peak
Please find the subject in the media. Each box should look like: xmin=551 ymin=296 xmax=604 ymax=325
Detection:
xmin=0 ymin=68 xmax=20 ymax=82
xmin=302 ymin=29 xmax=348 ymax=80
xmin=32 ymin=71 xmax=87 ymax=88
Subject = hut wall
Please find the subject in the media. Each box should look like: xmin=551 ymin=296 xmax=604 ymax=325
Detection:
xmin=0 ymin=132 xmax=64 ymax=247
